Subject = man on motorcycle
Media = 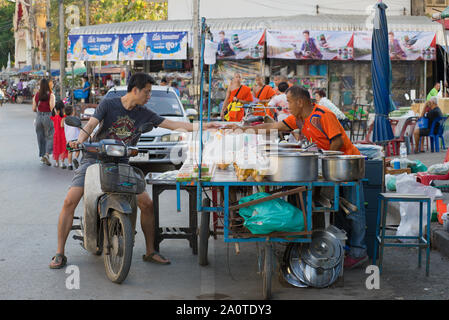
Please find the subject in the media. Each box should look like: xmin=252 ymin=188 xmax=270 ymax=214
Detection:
xmin=50 ymin=72 xmax=220 ymax=269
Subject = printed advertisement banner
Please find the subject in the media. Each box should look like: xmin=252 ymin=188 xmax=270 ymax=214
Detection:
xmin=67 ymin=34 xmax=119 ymax=62
xmin=118 ymin=32 xmax=188 ymax=60
xmin=267 ymin=30 xmax=354 ymax=61
xmin=188 ymin=30 xmax=265 ymax=60
xmin=211 ymin=29 xmax=265 ymax=60
xmin=354 ymin=31 xmax=437 ymax=61
xmin=118 ymin=33 xmax=147 ymax=60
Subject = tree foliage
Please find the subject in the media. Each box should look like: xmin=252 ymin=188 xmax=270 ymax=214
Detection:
xmin=0 ymin=0 xmax=15 ymax=69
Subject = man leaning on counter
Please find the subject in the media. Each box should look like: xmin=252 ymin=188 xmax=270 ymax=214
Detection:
xmin=223 ymin=85 xmax=368 ymax=269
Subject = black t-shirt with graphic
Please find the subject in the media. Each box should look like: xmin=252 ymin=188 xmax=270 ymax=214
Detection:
xmin=92 ymin=97 xmax=165 ymax=146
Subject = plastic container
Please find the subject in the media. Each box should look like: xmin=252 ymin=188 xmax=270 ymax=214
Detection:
xmin=437 ymin=199 xmax=448 ymax=224
xmin=442 ymin=213 xmax=449 ymax=232
xmin=399 ymin=143 xmax=407 ymax=169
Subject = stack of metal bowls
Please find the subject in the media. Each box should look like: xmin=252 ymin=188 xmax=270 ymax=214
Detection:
xmin=281 ymin=227 xmax=347 ymax=288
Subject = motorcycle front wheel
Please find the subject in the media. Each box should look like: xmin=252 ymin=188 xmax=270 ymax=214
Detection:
xmin=103 ymin=210 xmax=134 ymax=284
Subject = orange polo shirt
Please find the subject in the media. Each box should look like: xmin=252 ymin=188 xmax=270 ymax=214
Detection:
xmin=283 ymin=104 xmax=360 ymax=155
xmin=225 ymin=85 xmax=253 ymax=122
xmin=253 ymin=85 xmax=277 ymax=118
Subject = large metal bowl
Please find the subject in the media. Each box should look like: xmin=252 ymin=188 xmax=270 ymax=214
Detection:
xmin=321 ymin=155 xmax=366 ymax=182
xmin=267 ymin=152 xmax=318 ymax=182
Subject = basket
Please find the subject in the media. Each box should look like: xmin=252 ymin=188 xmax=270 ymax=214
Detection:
xmin=100 ymin=163 xmax=146 ymax=194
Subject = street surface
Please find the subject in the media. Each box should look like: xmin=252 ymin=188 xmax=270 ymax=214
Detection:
xmin=1 ymin=103 xmax=449 ymax=300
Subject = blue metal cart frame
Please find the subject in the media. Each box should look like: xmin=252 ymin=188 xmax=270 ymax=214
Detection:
xmin=179 ymin=17 xmax=365 ymax=299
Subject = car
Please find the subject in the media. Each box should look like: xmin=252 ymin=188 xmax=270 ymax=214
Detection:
xmin=100 ymin=85 xmax=198 ymax=170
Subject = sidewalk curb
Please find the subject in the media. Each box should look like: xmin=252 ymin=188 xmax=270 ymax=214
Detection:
xmin=431 ymin=222 xmax=449 ymax=258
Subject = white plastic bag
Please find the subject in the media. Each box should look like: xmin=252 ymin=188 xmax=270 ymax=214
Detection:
xmin=395 ymin=174 xmax=443 ymax=242
xmin=427 ymin=163 xmax=449 ymax=175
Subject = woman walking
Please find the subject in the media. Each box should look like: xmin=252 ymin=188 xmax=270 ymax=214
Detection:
xmin=32 ymin=78 xmax=55 ymax=165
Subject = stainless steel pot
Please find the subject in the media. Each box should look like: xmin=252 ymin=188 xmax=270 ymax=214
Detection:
xmin=321 ymin=155 xmax=366 ymax=182
xmin=267 ymin=152 xmax=318 ymax=182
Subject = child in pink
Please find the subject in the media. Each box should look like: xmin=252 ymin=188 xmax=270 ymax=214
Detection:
xmin=50 ymin=101 xmax=68 ymax=168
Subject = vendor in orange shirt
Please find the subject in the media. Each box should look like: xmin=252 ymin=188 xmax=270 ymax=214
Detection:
xmin=223 ymin=85 xmax=367 ymax=269
xmin=252 ymin=75 xmax=277 ymax=118
xmin=221 ymin=72 xmax=254 ymax=122
xmin=225 ymin=85 xmax=359 ymax=155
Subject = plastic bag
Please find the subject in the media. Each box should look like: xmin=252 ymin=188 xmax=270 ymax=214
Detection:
xmin=385 ymin=174 xmax=397 ymax=191
xmin=354 ymin=144 xmax=384 ymax=160
xmin=410 ymin=160 xmax=427 ymax=173
xmin=238 ymin=192 xmax=305 ymax=234
xmin=417 ymin=117 xmax=428 ymax=129
xmin=395 ymin=174 xmax=443 ymax=242
xmin=427 ymin=163 xmax=449 ymax=175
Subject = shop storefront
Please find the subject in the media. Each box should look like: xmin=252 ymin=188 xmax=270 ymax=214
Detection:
xmin=67 ymin=13 xmax=443 ymax=113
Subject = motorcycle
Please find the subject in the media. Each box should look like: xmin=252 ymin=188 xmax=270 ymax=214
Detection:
xmin=66 ymin=116 xmax=154 ymax=283
xmin=5 ymin=87 xmax=18 ymax=103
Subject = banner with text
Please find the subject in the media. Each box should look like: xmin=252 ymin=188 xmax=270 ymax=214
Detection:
xmin=188 ymin=30 xmax=265 ymax=60
xmin=118 ymin=32 xmax=188 ymax=61
xmin=67 ymin=34 xmax=119 ymax=61
xmin=267 ymin=30 xmax=354 ymax=60
xmin=354 ymin=31 xmax=437 ymax=61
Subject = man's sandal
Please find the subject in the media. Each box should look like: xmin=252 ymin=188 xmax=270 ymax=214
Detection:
xmin=142 ymin=252 xmax=171 ymax=265
xmin=49 ymin=254 xmax=67 ymax=269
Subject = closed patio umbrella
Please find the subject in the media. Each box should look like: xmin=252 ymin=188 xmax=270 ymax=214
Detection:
xmin=372 ymin=1 xmax=395 ymax=143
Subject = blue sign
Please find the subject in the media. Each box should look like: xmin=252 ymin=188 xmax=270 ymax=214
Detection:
xmin=118 ymin=32 xmax=188 ymax=61
xmin=67 ymin=34 xmax=119 ymax=61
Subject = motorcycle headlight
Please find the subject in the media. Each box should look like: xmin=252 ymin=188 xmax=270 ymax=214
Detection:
xmin=105 ymin=145 xmax=126 ymax=157
xmin=160 ymin=132 xmax=186 ymax=143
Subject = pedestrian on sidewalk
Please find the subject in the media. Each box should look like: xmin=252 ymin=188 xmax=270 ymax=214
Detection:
xmin=50 ymin=101 xmax=68 ymax=169
xmin=63 ymin=105 xmax=80 ymax=170
xmin=32 ymin=78 xmax=55 ymax=166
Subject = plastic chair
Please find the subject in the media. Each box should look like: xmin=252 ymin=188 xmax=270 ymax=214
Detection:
xmin=387 ymin=117 xmax=418 ymax=156
xmin=354 ymin=121 xmax=374 ymax=145
xmin=389 ymin=119 xmax=399 ymax=137
xmin=429 ymin=116 xmax=447 ymax=152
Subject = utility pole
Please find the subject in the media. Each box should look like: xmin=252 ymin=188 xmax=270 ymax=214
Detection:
xmin=193 ymin=0 xmax=200 ymax=109
xmin=27 ymin=0 xmax=36 ymax=69
xmin=59 ymin=0 xmax=65 ymax=99
xmin=46 ymin=0 xmax=51 ymax=77
xmin=85 ymin=0 xmax=90 ymax=102
xmin=85 ymin=0 xmax=89 ymax=25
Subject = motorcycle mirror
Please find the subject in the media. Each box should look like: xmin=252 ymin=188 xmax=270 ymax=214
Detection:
xmin=139 ymin=122 xmax=154 ymax=134
xmin=65 ymin=116 xmax=82 ymax=128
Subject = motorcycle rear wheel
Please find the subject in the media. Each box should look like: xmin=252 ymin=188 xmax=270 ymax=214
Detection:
xmin=103 ymin=211 xmax=133 ymax=284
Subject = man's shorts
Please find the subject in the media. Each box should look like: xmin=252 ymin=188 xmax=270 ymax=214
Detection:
xmin=70 ymin=157 xmax=97 ymax=188
xmin=419 ymin=128 xmax=430 ymax=137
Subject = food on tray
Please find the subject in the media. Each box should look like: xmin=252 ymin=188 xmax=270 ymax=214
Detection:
xmin=193 ymin=164 xmax=210 ymax=173
xmin=176 ymin=172 xmax=192 ymax=182
xmin=217 ymin=163 xmax=230 ymax=170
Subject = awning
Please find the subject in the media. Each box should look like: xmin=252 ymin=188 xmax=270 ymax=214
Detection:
xmin=93 ymin=66 xmax=122 ymax=76
xmin=18 ymin=65 xmax=32 ymax=74
xmin=69 ymin=14 xmax=442 ymax=34
xmin=65 ymin=67 xmax=87 ymax=76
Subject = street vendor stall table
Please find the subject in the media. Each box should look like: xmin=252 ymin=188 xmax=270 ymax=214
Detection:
xmin=173 ymin=164 xmax=366 ymax=299
xmin=146 ymin=173 xmax=198 ymax=255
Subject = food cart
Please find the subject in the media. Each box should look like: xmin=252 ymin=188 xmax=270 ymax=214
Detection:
xmin=164 ymin=18 xmax=368 ymax=299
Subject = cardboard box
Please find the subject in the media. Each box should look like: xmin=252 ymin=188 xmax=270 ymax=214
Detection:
xmin=438 ymin=98 xmax=449 ymax=115
xmin=385 ymin=167 xmax=411 ymax=175
xmin=411 ymin=102 xmax=425 ymax=115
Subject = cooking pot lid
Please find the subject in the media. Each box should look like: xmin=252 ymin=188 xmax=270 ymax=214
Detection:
xmin=299 ymin=230 xmax=343 ymax=269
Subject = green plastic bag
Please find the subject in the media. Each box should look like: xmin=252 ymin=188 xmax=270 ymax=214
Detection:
xmin=238 ymin=192 xmax=305 ymax=234
xmin=410 ymin=160 xmax=427 ymax=173
xmin=386 ymin=175 xmax=397 ymax=191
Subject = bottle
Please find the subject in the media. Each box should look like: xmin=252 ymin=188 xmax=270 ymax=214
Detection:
xmin=399 ymin=142 xmax=407 ymax=169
